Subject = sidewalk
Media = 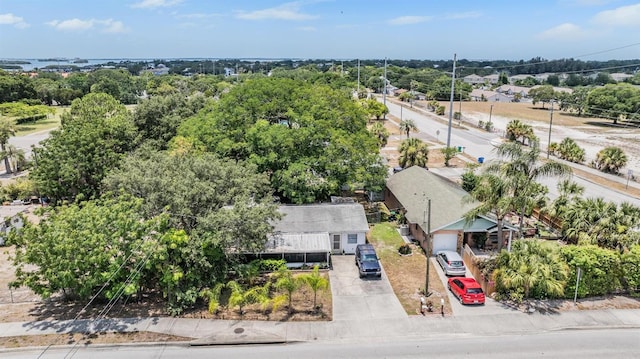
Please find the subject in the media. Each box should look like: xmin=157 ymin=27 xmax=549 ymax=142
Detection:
xmin=1 ymin=308 xmax=640 ymax=346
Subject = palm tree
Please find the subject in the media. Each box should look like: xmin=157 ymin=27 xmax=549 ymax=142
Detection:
xmin=545 ymin=179 xmax=584 ymax=229
xmin=0 ymin=119 xmax=16 ymax=174
xmin=300 ymin=265 xmax=329 ymax=310
xmin=493 ymin=240 xmax=568 ymax=301
xmin=463 ymin=173 xmax=512 ymax=251
xmin=594 ymin=146 xmax=627 ymax=174
xmin=398 ymin=119 xmax=417 ymax=139
xmin=487 ymin=140 xmax=571 ymax=236
xmin=369 ymin=122 xmax=389 ymax=147
xmin=398 ymin=138 xmax=429 ymax=168
xmin=275 ymin=268 xmax=301 ymax=313
xmin=4 ymin=145 xmax=25 ymax=174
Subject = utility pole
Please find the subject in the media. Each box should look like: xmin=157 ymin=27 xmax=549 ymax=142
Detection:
xmin=458 ymin=90 xmax=463 ymax=126
xmin=446 ymin=53 xmax=457 ymax=149
xmin=489 ymin=104 xmax=493 ymax=124
xmin=383 ymin=58 xmax=387 ymax=120
xmin=357 ymin=59 xmax=360 ymax=93
xmin=424 ymin=198 xmax=432 ymax=296
xmin=547 ymin=101 xmax=554 ymax=159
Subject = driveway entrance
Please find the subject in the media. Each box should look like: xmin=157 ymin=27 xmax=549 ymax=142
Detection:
xmin=329 ymin=255 xmax=406 ymax=321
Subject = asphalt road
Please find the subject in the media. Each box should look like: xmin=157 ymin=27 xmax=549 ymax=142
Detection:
xmin=9 ymin=328 xmax=639 ymax=358
xmin=383 ymin=98 xmax=640 ymax=206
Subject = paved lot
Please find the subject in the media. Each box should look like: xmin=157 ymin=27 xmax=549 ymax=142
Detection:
xmin=431 ymin=257 xmax=519 ymax=316
xmin=329 ymin=255 xmax=407 ymax=321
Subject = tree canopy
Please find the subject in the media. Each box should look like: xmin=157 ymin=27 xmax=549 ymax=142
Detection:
xmin=177 ymin=77 xmax=386 ymax=203
xmin=30 ymin=93 xmax=137 ymax=202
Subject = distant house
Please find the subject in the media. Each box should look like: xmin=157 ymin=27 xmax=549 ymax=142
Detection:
xmin=508 ymin=74 xmax=534 ymax=84
xmin=252 ymin=203 xmax=370 ymax=267
xmin=0 ymin=206 xmax=27 ymax=246
xmin=610 ymin=73 xmax=634 ymax=82
xmin=483 ymin=74 xmax=500 ymax=85
xmin=531 ymin=85 xmax=573 ymax=94
xmin=139 ymin=63 xmax=170 ymax=76
xmin=469 ymin=89 xmax=512 ymax=102
xmin=495 ymin=85 xmax=530 ymax=97
xmin=463 ymin=74 xmax=485 ymax=85
xmin=384 ymin=167 xmax=516 ymax=254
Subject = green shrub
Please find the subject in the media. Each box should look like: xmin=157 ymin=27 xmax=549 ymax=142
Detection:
xmin=398 ymin=244 xmax=412 ymax=255
xmin=621 ymin=245 xmax=640 ymax=293
xmin=251 ymin=259 xmax=287 ymax=273
xmin=560 ymin=245 xmax=622 ymax=298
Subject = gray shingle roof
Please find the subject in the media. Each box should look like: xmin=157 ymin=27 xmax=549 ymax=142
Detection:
xmin=386 ymin=166 xmax=479 ymax=232
xmin=273 ymin=203 xmax=370 ymax=234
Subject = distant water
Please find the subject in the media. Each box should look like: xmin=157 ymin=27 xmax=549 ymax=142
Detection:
xmin=0 ymin=58 xmax=154 ymax=71
xmin=1 ymin=58 xmax=296 ymax=72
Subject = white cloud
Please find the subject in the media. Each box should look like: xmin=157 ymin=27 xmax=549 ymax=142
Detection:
xmin=0 ymin=13 xmax=29 ymax=28
xmin=131 ymin=0 xmax=183 ymax=9
xmin=236 ymin=2 xmax=318 ymax=21
xmin=445 ymin=11 xmax=482 ymax=20
xmin=175 ymin=13 xmax=222 ymax=19
xmin=298 ymin=26 xmax=317 ymax=31
xmin=387 ymin=16 xmax=431 ymax=25
xmin=99 ymin=19 xmax=128 ymax=33
xmin=537 ymin=23 xmax=587 ymax=40
xmin=46 ymin=18 xmax=128 ymax=33
xmin=51 ymin=18 xmax=94 ymax=31
xmin=593 ymin=3 xmax=640 ymax=27
xmin=560 ymin=0 xmax=614 ymax=6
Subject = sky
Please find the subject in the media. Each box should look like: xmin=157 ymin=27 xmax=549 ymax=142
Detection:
xmin=1 ymin=0 xmax=639 ymax=61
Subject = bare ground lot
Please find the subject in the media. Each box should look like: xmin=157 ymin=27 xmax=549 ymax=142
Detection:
xmin=447 ymin=101 xmax=640 ymax=174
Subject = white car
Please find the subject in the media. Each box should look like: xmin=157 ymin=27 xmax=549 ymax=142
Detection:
xmin=436 ymin=250 xmax=467 ymax=276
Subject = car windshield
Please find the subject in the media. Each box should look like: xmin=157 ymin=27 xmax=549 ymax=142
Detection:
xmin=450 ymin=261 xmax=464 ymax=267
xmin=466 ymin=288 xmax=483 ymax=294
xmin=363 ymin=254 xmax=378 ymax=262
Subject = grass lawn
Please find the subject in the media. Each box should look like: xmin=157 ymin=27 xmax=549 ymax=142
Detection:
xmin=367 ymin=222 xmax=452 ymax=315
xmin=14 ymin=107 xmax=65 ymax=136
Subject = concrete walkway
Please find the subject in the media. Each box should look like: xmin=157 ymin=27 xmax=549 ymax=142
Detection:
xmin=1 ymin=308 xmax=640 ymax=346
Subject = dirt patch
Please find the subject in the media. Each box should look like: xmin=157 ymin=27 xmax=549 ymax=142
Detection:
xmin=375 ymin=117 xmax=467 ymax=170
xmin=367 ymin=226 xmax=452 ymax=316
xmin=0 ymin=331 xmax=192 ymax=349
xmin=496 ymin=295 xmax=640 ymax=314
xmin=0 ymin=245 xmax=331 ymax=326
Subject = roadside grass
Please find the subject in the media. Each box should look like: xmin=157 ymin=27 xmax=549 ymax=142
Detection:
xmin=368 ymin=222 xmax=452 ymax=315
xmin=14 ymin=107 xmax=65 ymax=136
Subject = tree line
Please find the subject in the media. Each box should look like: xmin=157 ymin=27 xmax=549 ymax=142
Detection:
xmin=8 ymin=72 xmax=386 ymax=315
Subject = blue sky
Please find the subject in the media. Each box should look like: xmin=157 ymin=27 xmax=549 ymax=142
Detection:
xmin=1 ymin=0 xmax=639 ymax=60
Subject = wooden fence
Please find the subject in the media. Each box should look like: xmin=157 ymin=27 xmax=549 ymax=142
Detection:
xmin=463 ymin=244 xmax=496 ymax=295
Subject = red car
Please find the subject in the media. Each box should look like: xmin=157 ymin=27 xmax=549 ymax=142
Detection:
xmin=448 ymin=277 xmax=485 ymax=305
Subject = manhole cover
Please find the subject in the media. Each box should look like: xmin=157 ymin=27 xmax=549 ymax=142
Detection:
xmin=234 ymin=328 xmax=244 ymax=334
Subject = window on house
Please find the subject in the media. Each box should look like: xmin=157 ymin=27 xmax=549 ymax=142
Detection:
xmin=347 ymin=234 xmax=358 ymax=244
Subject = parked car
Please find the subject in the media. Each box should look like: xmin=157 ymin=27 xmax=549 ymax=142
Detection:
xmin=355 ymin=244 xmax=382 ymax=278
xmin=435 ymin=250 xmax=467 ymax=276
xmin=448 ymin=277 xmax=485 ymax=305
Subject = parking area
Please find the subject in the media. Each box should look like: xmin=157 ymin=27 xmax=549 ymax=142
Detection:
xmin=329 ymin=255 xmax=407 ymax=321
xmin=431 ymin=257 xmax=517 ymax=316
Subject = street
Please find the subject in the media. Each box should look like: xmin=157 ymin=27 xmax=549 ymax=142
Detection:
xmin=383 ymin=98 xmax=640 ymax=206
xmin=8 ymin=328 xmax=639 ymax=358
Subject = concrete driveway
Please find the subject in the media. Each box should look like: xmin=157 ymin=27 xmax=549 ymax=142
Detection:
xmin=329 ymin=255 xmax=407 ymax=321
xmin=430 ymin=257 xmax=518 ymax=316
